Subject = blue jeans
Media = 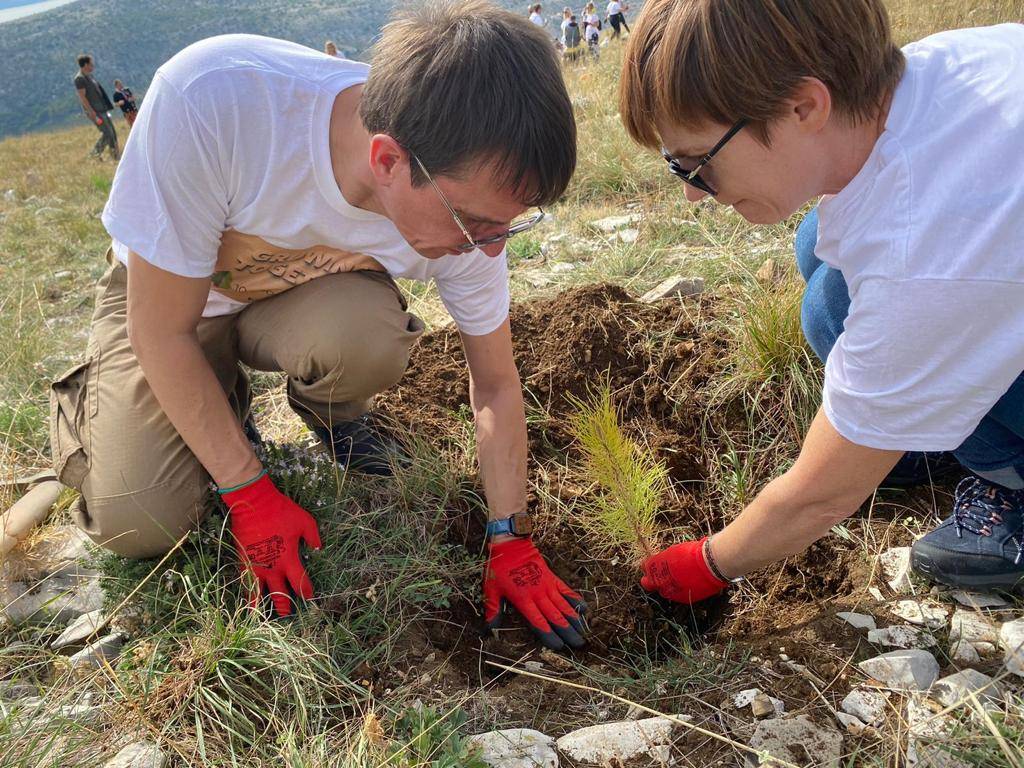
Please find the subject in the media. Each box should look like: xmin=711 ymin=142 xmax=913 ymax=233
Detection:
xmin=796 ymin=207 xmax=1024 ymax=490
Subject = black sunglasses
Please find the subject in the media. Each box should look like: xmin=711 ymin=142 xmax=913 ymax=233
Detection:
xmin=661 ymin=119 xmax=748 ymax=197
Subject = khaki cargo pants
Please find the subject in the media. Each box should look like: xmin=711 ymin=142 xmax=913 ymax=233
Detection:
xmin=50 ymin=255 xmax=424 ymax=558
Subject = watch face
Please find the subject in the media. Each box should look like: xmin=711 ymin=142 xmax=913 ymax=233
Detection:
xmin=511 ymin=513 xmax=534 ymax=536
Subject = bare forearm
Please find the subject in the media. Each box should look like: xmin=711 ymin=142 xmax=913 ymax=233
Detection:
xmin=710 ymin=473 xmax=857 ymax=578
xmin=471 ymin=383 xmax=528 ymax=520
xmin=710 ymin=408 xmax=901 ymax=578
xmin=131 ymin=331 xmax=260 ymax=487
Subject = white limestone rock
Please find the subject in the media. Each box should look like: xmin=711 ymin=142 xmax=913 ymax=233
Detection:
xmin=468 ymin=729 xmax=558 ymax=768
xmin=617 ymin=228 xmax=639 ymax=244
xmin=51 ymin=609 xmax=108 ymax=650
xmin=999 ymin=617 xmax=1024 ymax=677
xmin=68 ymin=633 xmax=123 ymax=670
xmin=835 ymin=712 xmax=868 ymax=736
xmin=890 ymin=600 xmax=949 ymax=629
xmin=867 ymin=625 xmax=936 ymax=649
xmin=746 ymin=715 xmax=843 ymax=768
xmin=592 ymin=213 xmax=640 ymax=233
xmin=877 ymin=547 xmax=914 ymax=593
xmin=0 ymin=571 xmax=103 ymax=626
xmin=931 ymin=669 xmax=1002 ymax=710
xmin=949 ymin=639 xmax=980 ymax=665
xmin=641 ymin=275 xmax=705 ymax=303
xmin=836 ymin=612 xmax=876 ymax=631
xmin=555 ymin=715 xmax=686 ymax=765
xmin=858 ymin=650 xmax=940 ymax=691
xmin=949 ymin=609 xmax=999 ymax=646
xmin=906 ymin=697 xmax=969 ymax=768
xmin=840 ymin=689 xmax=889 ymax=727
xmin=104 ymin=741 xmax=167 ymax=768
xmin=949 ymin=590 xmax=1009 ymax=610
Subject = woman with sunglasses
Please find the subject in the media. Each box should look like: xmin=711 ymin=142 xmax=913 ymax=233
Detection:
xmin=620 ymin=0 xmax=1024 ymax=602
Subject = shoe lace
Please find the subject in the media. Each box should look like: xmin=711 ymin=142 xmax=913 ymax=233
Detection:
xmin=952 ymin=477 xmax=1024 ymax=563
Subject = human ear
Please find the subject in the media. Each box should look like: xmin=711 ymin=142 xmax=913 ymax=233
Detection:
xmin=367 ymin=134 xmax=407 ymax=187
xmin=789 ymin=77 xmax=832 ymax=133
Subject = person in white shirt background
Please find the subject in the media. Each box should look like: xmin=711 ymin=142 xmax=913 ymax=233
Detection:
xmin=606 ymin=1 xmax=629 ymax=38
xmin=528 ymin=3 xmax=545 ymax=27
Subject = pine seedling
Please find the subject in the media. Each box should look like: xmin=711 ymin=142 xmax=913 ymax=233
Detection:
xmin=568 ymin=386 xmax=667 ymax=565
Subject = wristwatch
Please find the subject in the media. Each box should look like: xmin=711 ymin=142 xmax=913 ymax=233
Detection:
xmin=485 ymin=512 xmax=534 ymax=539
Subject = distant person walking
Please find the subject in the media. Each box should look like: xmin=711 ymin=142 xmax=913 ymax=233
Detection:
xmin=563 ymin=13 xmax=584 ymax=62
xmin=74 ymin=54 xmax=119 ymax=160
xmin=112 ymin=79 xmax=138 ymax=128
xmin=528 ymin=3 xmax=544 ymax=27
xmin=559 ymin=6 xmax=572 ymax=46
xmin=606 ymin=1 xmax=629 ymax=38
xmin=583 ymin=2 xmax=601 ymax=57
xmin=324 ymin=40 xmax=340 ymax=57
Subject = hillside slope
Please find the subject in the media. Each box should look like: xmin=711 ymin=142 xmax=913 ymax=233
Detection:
xmin=0 ymin=0 xmax=570 ymax=138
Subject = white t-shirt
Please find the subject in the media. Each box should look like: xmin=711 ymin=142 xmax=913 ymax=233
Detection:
xmin=585 ymin=14 xmax=600 ymax=40
xmin=607 ymin=2 xmax=622 ymax=15
xmin=817 ymin=24 xmax=1024 ymax=451
xmin=102 ymin=34 xmax=510 ymax=336
xmin=529 ymin=11 xmax=544 ymax=26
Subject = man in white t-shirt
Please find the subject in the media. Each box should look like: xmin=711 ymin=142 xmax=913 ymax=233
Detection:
xmin=606 ymin=1 xmax=629 ymax=38
xmin=618 ymin=0 xmax=1024 ymax=601
xmin=49 ymin=0 xmax=588 ymax=650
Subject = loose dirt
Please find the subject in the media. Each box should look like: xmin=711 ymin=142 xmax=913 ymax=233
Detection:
xmin=379 ymin=283 xmax=944 ymax=738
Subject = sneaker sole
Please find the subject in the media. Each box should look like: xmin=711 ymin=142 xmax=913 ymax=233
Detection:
xmin=911 ymin=550 xmax=1024 ymax=591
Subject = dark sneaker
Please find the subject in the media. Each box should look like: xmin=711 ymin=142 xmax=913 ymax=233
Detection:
xmin=311 ymin=413 xmax=406 ymax=477
xmin=881 ymin=451 xmax=962 ymax=488
xmin=911 ymin=476 xmax=1024 ymax=590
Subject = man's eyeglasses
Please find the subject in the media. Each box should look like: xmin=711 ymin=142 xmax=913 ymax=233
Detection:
xmin=661 ymin=119 xmax=747 ymax=197
xmin=410 ymin=153 xmax=545 ymax=253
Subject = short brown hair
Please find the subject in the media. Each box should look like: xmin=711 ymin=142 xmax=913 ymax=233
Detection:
xmin=360 ymin=0 xmax=576 ymax=207
xmin=619 ymin=0 xmax=905 ymax=148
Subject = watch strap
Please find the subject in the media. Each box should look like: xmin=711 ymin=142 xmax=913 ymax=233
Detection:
xmin=485 ymin=512 xmax=533 ymax=539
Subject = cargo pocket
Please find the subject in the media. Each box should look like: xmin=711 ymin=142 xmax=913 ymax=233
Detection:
xmin=49 ymin=353 xmax=98 ymax=490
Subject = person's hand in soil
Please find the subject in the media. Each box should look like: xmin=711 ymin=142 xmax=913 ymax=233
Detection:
xmin=220 ymin=471 xmax=322 ymax=617
xmin=640 ymin=537 xmax=728 ymax=604
xmin=484 ymin=538 xmax=588 ymax=650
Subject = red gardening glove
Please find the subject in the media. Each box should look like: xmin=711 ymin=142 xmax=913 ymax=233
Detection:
xmin=484 ymin=538 xmax=588 ymax=650
xmin=220 ymin=473 xmax=322 ymax=617
xmin=640 ymin=537 xmax=728 ymax=604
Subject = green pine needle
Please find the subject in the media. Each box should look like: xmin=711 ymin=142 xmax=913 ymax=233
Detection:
xmin=568 ymin=386 xmax=667 ymax=565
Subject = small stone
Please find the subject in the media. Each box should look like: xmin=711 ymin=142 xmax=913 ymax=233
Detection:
xmin=890 ymin=600 xmax=948 ymax=629
xmin=858 ymin=649 xmax=940 ymax=691
xmin=949 ymin=590 xmax=1009 ymax=610
xmin=755 ymin=258 xmax=784 ymax=285
xmin=750 ymin=693 xmax=777 ymax=718
xmin=840 ymin=689 xmax=889 ymax=726
xmin=733 ymin=689 xmax=760 ymax=708
xmin=641 ymin=275 xmax=705 ymax=303
xmin=468 ymin=729 xmax=558 ymax=768
xmin=616 ymin=228 xmax=639 ymax=244
xmin=68 ymin=633 xmax=123 ymax=670
xmin=949 ymin=639 xmax=980 ymax=664
xmin=868 ymin=625 xmax=936 ymax=649
xmin=549 ymin=262 xmax=575 ymax=273
xmin=591 ymin=214 xmax=640 ymax=233
xmin=868 ymin=587 xmax=885 ymax=601
xmin=3 ymin=189 xmax=15 ymax=202
xmin=746 ymin=715 xmax=843 ymax=768
xmin=523 ymin=661 xmax=544 ymax=673
xmin=973 ymin=641 xmax=997 ymax=655
xmin=906 ymin=697 xmax=969 ymax=768
xmin=555 ymin=715 xmax=686 ymax=765
xmin=104 ymin=741 xmax=166 ymax=768
xmin=835 ymin=712 xmax=868 ymax=736
xmin=0 ymin=572 xmax=104 ymax=626
xmin=51 ymin=609 xmax=108 ymax=650
xmin=836 ymin=611 xmax=876 ymax=630
xmin=949 ymin=609 xmax=999 ymax=646
xmin=878 ymin=547 xmax=914 ymax=593
xmin=998 ymin=618 xmax=1024 ymax=677
xmin=931 ymin=669 xmax=1002 ymax=710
